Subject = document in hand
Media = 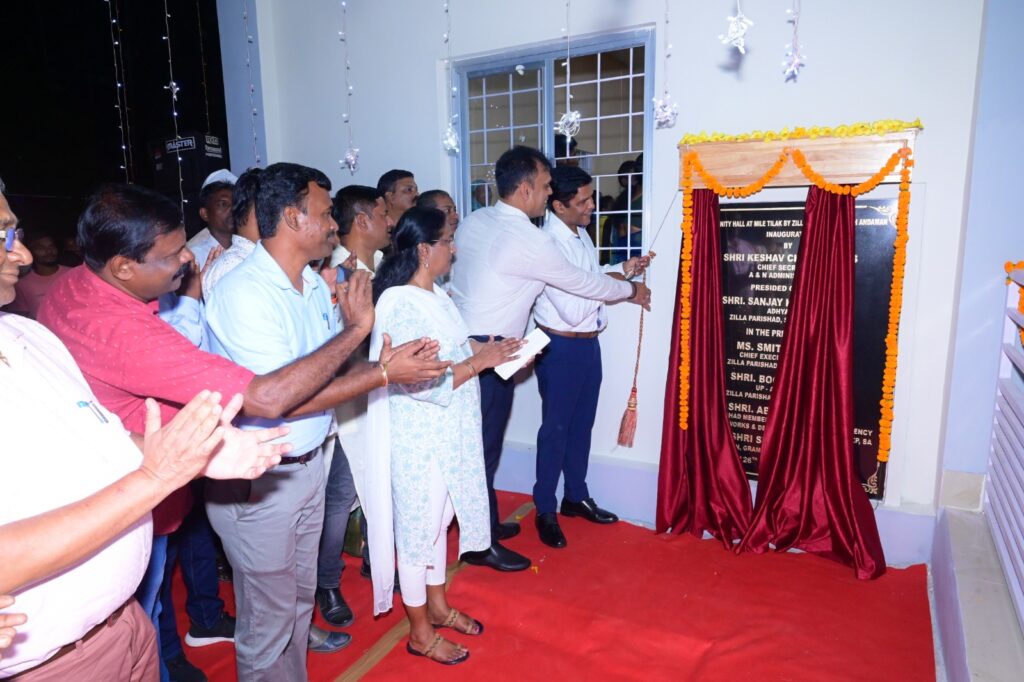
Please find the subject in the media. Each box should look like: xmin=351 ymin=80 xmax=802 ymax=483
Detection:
xmin=494 ymin=327 xmax=550 ymax=380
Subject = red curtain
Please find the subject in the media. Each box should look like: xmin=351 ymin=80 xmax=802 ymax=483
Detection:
xmin=656 ymin=189 xmax=752 ymax=547
xmin=736 ymin=186 xmax=885 ymax=579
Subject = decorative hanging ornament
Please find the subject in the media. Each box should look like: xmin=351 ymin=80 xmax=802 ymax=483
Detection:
xmin=556 ymin=110 xmax=582 ymax=141
xmin=556 ymin=1 xmax=581 ymax=145
xmin=341 ymin=146 xmax=359 ymax=173
xmin=442 ymin=119 xmax=460 ymax=154
xmin=652 ymin=0 xmax=677 ymax=129
xmin=719 ymin=1 xmax=754 ymax=54
xmin=653 ymin=94 xmax=679 ymax=129
xmin=782 ymin=1 xmax=807 ymax=82
xmin=338 ymin=1 xmax=359 ymax=173
xmin=441 ymin=2 xmax=460 ymax=155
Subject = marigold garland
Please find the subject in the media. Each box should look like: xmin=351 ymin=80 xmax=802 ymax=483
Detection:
xmin=678 ymin=156 xmax=695 ymax=429
xmin=1004 ymin=261 xmax=1024 ymax=347
xmin=676 ymin=145 xmax=914 ymax=464
xmin=680 ymin=118 xmax=923 ymax=146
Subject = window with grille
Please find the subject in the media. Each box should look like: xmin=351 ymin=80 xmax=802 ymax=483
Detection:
xmin=456 ymin=29 xmax=653 ymax=264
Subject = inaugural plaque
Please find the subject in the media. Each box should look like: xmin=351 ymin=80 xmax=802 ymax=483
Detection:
xmin=720 ymin=199 xmax=896 ymax=498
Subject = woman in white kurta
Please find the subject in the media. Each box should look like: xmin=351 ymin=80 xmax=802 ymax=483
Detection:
xmin=364 ymin=207 xmax=521 ymax=665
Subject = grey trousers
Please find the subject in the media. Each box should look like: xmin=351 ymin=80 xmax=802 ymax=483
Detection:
xmin=206 ymin=443 xmax=327 ymax=682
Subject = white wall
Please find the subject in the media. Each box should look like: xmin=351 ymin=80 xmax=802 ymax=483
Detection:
xmin=228 ymin=0 xmax=985 ymax=519
xmin=215 ymin=0 xmax=267 ymax=172
xmin=942 ymin=0 xmax=1024 ymax=476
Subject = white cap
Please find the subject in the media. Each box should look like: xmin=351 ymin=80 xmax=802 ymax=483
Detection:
xmin=201 ymin=169 xmax=238 ymax=189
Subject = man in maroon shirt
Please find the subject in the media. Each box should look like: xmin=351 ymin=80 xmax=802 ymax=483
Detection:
xmin=37 ymin=183 xmax=448 ymax=676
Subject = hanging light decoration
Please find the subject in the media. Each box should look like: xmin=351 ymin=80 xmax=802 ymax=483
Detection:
xmin=338 ymin=1 xmax=359 ymax=173
xmin=782 ymin=0 xmax=807 ymax=83
xmin=441 ymin=1 xmax=460 ymax=154
xmin=162 ymin=0 xmax=186 ymax=218
xmin=555 ymin=0 xmax=581 ymax=145
xmin=241 ymin=0 xmax=262 ymax=165
xmin=719 ymin=0 xmax=754 ymax=54
xmin=652 ymin=0 xmax=678 ymax=129
xmin=103 ymin=0 xmax=134 ymax=182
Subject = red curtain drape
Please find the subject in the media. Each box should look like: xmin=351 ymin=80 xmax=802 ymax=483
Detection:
xmin=736 ymin=186 xmax=885 ymax=580
xmin=656 ymin=189 xmax=752 ymax=547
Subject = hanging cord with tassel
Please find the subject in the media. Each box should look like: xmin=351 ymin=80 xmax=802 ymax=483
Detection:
xmin=615 ymin=187 xmax=680 ymax=447
xmin=618 ymin=266 xmax=650 ymax=447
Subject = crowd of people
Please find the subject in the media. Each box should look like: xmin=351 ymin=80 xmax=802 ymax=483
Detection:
xmin=0 ymin=144 xmax=652 ymax=680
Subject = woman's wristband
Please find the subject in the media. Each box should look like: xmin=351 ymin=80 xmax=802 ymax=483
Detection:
xmin=464 ymin=358 xmax=478 ymax=377
xmin=378 ymin=360 xmax=389 ymax=387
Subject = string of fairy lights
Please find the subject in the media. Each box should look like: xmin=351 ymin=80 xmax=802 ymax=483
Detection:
xmin=161 ymin=0 xmax=187 ymax=218
xmin=241 ymin=0 xmax=262 ymax=165
xmin=555 ymin=0 xmax=581 ymax=146
xmin=103 ymin=0 xmax=134 ymax=182
xmin=338 ymin=1 xmax=359 ymax=173
xmin=441 ymin=1 xmax=460 ymax=155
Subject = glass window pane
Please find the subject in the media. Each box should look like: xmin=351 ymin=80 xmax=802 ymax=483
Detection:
xmin=469 ymin=132 xmax=486 ymax=166
xmin=487 ymin=133 xmax=512 ymax=165
xmin=632 ymin=45 xmax=645 ymax=74
xmin=512 ymin=125 xmax=540 ymax=148
xmin=554 ymin=81 xmax=596 ymax=121
xmin=598 ymin=77 xmax=631 ymax=117
xmin=485 ymin=96 xmax=509 ymax=129
xmin=468 ymin=77 xmax=484 ymax=97
xmin=630 ymin=113 xmax=644 ymax=153
xmin=598 ymin=115 xmax=629 ymax=155
xmin=555 ymin=53 xmax=598 ymax=86
xmin=599 ymin=48 xmax=632 ymax=79
xmin=511 ymin=90 xmax=539 ymax=128
xmin=485 ymin=73 xmax=510 ymax=95
xmin=630 ymin=76 xmax=645 ymax=115
xmin=468 ymin=98 xmax=484 ymax=131
xmin=512 ymin=67 xmax=541 ymax=90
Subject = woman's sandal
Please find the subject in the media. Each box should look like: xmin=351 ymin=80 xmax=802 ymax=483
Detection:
xmin=406 ymin=633 xmax=469 ymax=665
xmin=432 ymin=608 xmax=484 ymax=636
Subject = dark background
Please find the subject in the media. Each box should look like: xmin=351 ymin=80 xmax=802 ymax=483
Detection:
xmin=0 ymin=0 xmax=228 ymax=239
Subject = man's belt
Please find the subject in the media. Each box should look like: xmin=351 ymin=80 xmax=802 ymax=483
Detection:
xmin=9 ymin=601 xmax=131 ymax=679
xmin=278 ymin=448 xmax=321 ymax=466
xmin=278 ymin=436 xmax=333 ymax=466
xmin=536 ymin=324 xmax=602 ymax=340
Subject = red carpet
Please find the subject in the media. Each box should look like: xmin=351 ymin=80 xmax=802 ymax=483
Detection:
xmin=172 ymin=492 xmax=934 ymax=681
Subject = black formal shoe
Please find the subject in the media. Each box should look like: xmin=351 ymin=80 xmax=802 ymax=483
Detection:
xmin=315 ymin=587 xmax=354 ymax=627
xmin=560 ymin=497 xmax=619 ymax=524
xmin=535 ymin=513 xmax=567 ymax=548
xmin=308 ymin=625 xmax=352 ymax=653
xmin=496 ymin=521 xmax=521 ymax=540
xmin=460 ymin=542 xmax=530 ymax=571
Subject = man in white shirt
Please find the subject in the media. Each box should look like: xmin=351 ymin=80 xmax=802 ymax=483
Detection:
xmin=532 ymin=166 xmax=650 ymax=548
xmin=187 ymin=169 xmax=236 ymax=270
xmin=202 ymin=167 xmax=261 ymax=294
xmin=450 ymin=146 xmax=651 ymax=572
xmin=0 ymin=178 xmax=286 ymax=680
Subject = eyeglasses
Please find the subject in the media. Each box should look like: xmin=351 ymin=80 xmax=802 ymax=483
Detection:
xmin=431 ymin=237 xmax=455 ymax=249
xmin=0 ymin=227 xmax=23 ymax=252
